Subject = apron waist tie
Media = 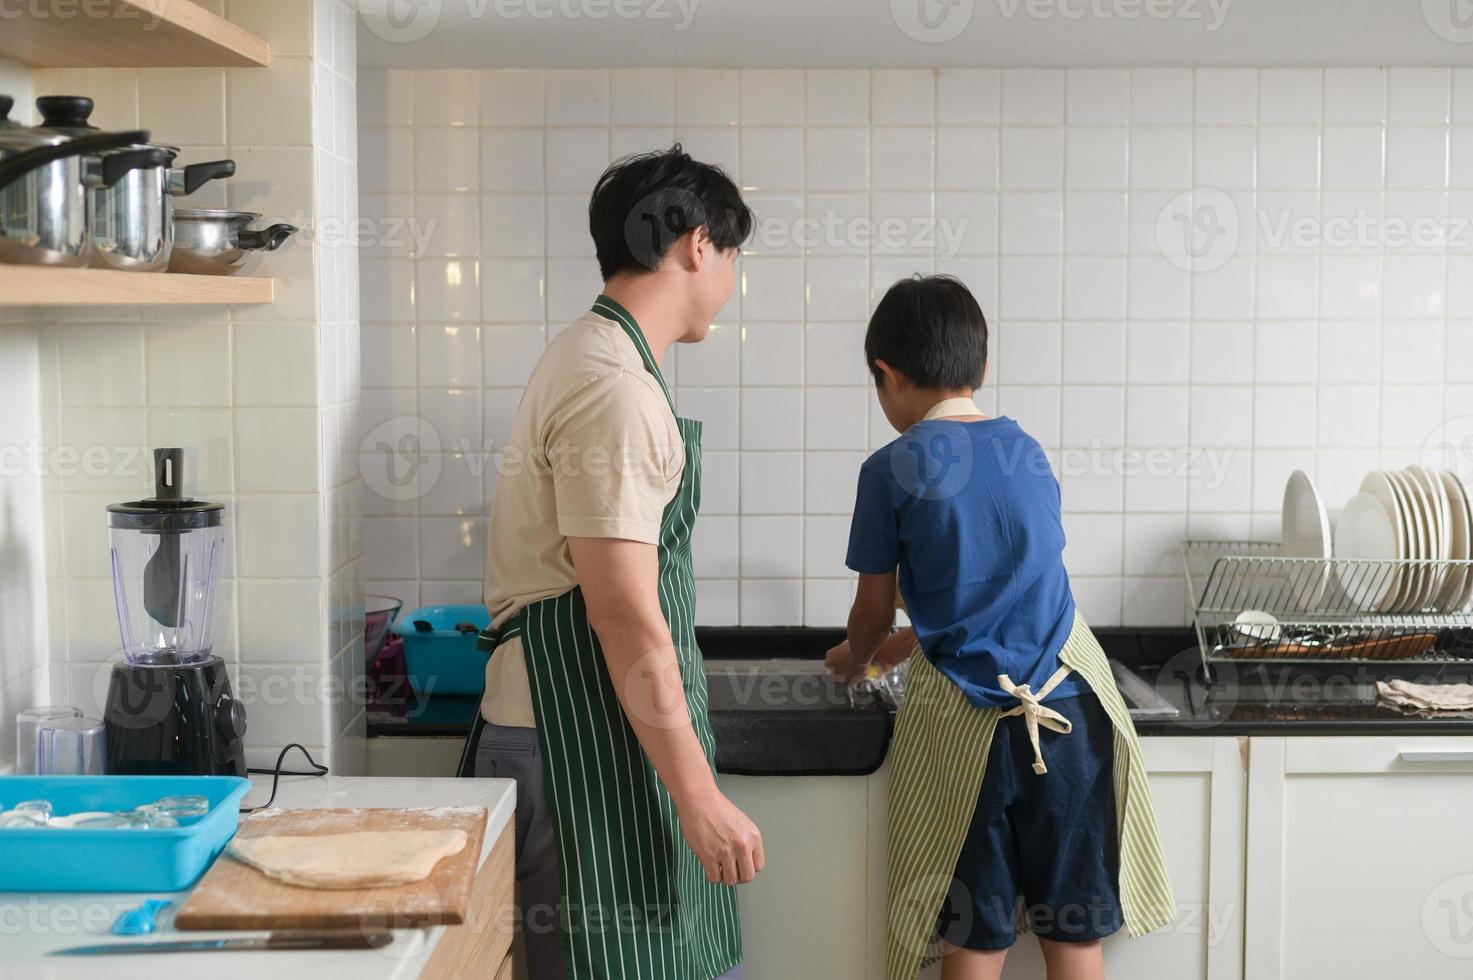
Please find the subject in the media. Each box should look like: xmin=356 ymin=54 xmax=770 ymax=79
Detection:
xmin=997 ymin=664 xmax=1075 ymax=775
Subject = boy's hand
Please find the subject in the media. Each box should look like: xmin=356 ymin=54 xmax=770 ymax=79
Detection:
xmin=825 ymin=640 xmax=870 ymax=684
xmin=874 ymin=627 xmax=918 ymax=671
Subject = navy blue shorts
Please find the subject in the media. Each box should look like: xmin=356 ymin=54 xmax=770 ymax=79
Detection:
xmin=936 ymin=691 xmax=1123 ymax=950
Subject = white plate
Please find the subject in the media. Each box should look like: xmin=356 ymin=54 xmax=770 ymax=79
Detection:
xmin=1391 ymin=468 xmax=1435 ymax=611
xmin=1359 ymin=471 xmax=1408 ymax=612
xmin=1410 ymin=465 xmax=1451 ymax=560
xmin=1335 ymin=492 xmax=1402 ymax=612
xmin=1410 ymin=465 xmax=1453 ymax=605
xmin=1232 ymin=610 xmax=1282 ymax=642
xmin=1439 ymin=470 xmax=1473 ymax=612
xmin=1281 ymin=470 xmax=1332 ymax=611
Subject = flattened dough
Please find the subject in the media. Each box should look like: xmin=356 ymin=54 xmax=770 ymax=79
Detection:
xmin=228 ymin=829 xmax=469 ymax=889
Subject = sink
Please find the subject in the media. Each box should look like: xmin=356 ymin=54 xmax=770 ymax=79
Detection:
xmin=704 ymin=659 xmax=891 ymax=776
xmin=702 ymin=657 xmax=1174 ymax=776
xmin=1111 ymin=660 xmax=1181 ymax=720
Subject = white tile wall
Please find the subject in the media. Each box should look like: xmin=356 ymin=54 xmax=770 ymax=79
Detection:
xmin=360 ymin=66 xmax=1473 ymax=629
xmin=0 ymin=61 xmax=48 ymax=771
xmin=9 ymin=2 xmax=363 ymax=771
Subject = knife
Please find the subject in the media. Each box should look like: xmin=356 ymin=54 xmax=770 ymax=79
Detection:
xmin=52 ymin=929 xmax=395 ymax=956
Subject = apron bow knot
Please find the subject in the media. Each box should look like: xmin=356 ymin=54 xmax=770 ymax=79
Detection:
xmin=997 ymin=665 xmax=1074 ymax=775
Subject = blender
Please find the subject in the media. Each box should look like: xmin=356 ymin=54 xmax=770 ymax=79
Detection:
xmin=102 ymin=448 xmax=247 ymax=776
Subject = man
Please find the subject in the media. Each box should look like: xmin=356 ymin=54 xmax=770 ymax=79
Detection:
xmin=463 ymin=146 xmax=761 ymax=980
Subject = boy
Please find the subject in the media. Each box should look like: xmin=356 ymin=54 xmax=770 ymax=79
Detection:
xmin=826 ymin=276 xmax=1174 ymax=980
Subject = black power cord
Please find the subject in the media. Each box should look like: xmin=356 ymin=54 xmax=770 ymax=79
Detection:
xmin=240 ymin=743 xmax=329 ymax=813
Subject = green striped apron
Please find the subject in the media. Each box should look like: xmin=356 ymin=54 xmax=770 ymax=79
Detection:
xmin=479 ymin=297 xmax=741 ymax=980
xmin=885 ymin=612 xmax=1176 ymax=979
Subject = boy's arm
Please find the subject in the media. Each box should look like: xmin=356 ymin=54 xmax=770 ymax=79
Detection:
xmin=843 ymin=570 xmax=899 ymax=678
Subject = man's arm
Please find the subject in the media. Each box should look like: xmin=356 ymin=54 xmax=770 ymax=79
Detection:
xmin=567 ymin=535 xmax=764 ymax=886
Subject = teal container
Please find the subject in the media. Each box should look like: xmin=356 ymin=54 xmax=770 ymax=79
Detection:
xmin=0 ymin=774 xmax=249 ymax=892
xmin=391 ymin=603 xmax=492 ymax=695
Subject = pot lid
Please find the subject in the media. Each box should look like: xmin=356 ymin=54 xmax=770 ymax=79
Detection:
xmin=174 ymin=209 xmax=261 ymax=220
xmin=106 ymin=448 xmax=223 ymax=531
xmin=0 ymin=94 xmax=67 ymax=150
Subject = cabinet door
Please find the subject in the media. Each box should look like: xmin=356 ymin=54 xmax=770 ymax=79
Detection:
xmin=893 ymin=738 xmax=1246 ymax=980
xmin=1246 ymin=737 xmax=1473 ymax=980
xmin=724 ymin=773 xmax=875 ymax=980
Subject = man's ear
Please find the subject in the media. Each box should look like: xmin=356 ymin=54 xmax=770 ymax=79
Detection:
xmin=688 ymin=225 xmax=711 ymax=271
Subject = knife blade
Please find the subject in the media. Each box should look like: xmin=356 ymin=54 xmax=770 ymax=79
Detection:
xmin=52 ymin=929 xmax=394 ymax=956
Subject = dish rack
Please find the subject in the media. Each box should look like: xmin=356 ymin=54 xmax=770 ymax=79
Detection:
xmin=1182 ymin=540 xmax=1473 ymax=672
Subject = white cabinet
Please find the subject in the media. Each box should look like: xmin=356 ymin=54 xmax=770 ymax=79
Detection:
xmin=725 ymin=737 xmax=1247 ymax=980
xmin=1245 ymin=737 xmax=1473 ymax=980
xmin=723 ymin=773 xmax=880 ymax=980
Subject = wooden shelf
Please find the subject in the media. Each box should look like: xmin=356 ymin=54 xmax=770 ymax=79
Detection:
xmin=0 ymin=266 xmax=273 ymax=306
xmin=0 ymin=0 xmax=270 ymax=68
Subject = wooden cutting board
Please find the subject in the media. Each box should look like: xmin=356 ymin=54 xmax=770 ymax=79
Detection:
xmin=175 ymin=806 xmax=488 ymax=931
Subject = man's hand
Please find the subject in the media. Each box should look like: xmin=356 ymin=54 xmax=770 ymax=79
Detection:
xmin=676 ymin=788 xmax=766 ymax=885
xmin=825 ymin=639 xmax=870 ymax=684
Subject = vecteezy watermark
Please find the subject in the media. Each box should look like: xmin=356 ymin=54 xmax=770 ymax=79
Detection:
xmin=360 ymin=416 xmax=443 ymax=504
xmin=1423 ymin=0 xmax=1473 ymax=43
xmin=359 ymin=0 xmax=702 ymax=44
xmin=0 ymin=0 xmax=163 ymax=30
xmin=891 ymin=0 xmax=975 ymax=42
xmin=1422 ymin=416 xmax=1473 ymax=474
xmin=359 ymin=418 xmax=685 ymax=505
xmin=1424 ymin=874 xmax=1473 ymax=958
xmin=1156 ymin=188 xmax=1242 ymax=273
xmin=749 ymin=209 xmax=972 ymax=258
xmin=1161 ymin=188 xmax=1473 ymax=270
xmin=996 ymin=0 xmax=1231 ymax=29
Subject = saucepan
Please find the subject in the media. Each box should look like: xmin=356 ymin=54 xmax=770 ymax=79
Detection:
xmin=31 ymin=97 xmax=237 ymax=273
xmin=169 ymin=210 xmax=299 ymax=276
xmin=0 ymin=96 xmax=156 ymax=267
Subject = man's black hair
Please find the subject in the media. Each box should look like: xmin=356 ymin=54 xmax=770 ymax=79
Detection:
xmin=588 ymin=144 xmax=753 ymax=280
xmin=864 ymin=275 xmax=989 ymax=390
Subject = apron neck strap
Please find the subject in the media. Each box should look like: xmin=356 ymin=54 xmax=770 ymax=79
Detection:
xmin=922 ymin=396 xmax=985 ymax=421
xmin=592 ymin=295 xmax=674 ymax=412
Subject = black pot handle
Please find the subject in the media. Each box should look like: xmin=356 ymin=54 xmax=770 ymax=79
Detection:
xmin=0 ymin=128 xmax=150 ymax=190
xmin=178 ymin=158 xmax=236 ymax=196
xmin=236 ymin=222 xmax=298 ymax=252
xmin=100 ymin=146 xmax=170 ymax=188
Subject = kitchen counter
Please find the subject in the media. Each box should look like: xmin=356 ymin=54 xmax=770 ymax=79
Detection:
xmin=1127 ymin=654 xmax=1473 ymax=735
xmin=366 ymin=627 xmax=1473 ymax=782
xmin=1 ymin=774 xmax=516 ymax=979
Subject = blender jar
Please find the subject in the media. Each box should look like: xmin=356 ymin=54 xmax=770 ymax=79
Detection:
xmin=107 ymin=449 xmax=225 ymax=665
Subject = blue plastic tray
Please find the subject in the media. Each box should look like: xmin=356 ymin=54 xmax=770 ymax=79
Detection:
xmin=0 ymin=775 xmax=249 ymax=892
xmin=391 ymin=603 xmax=491 ymax=695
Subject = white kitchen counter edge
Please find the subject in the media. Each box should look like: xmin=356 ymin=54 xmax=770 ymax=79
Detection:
xmin=0 ymin=774 xmax=517 ymax=980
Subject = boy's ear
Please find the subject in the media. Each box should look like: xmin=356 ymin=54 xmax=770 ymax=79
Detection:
xmin=874 ymin=358 xmax=905 ymax=389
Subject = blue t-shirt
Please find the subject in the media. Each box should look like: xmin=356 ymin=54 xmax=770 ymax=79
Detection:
xmin=845 ymin=416 xmax=1082 ymax=709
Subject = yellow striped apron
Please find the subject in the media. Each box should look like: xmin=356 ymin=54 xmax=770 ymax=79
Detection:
xmin=885 ymin=612 xmax=1176 ymax=978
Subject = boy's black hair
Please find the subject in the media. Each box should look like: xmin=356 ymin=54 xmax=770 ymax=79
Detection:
xmin=864 ymin=275 xmax=988 ymax=390
xmin=588 ymin=145 xmax=753 ymax=280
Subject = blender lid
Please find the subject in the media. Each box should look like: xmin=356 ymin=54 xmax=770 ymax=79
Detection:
xmin=107 ymin=448 xmax=223 ymax=531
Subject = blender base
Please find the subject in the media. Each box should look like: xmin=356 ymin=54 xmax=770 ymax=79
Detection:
xmin=103 ymin=655 xmax=247 ymax=777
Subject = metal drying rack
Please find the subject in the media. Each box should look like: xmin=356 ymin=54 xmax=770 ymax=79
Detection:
xmin=1182 ymin=540 xmax=1473 ymax=677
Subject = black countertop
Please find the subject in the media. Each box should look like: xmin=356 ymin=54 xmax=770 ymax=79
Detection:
xmin=368 ymin=627 xmax=1473 ymax=775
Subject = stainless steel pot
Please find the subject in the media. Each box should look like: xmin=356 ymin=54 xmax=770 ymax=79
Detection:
xmin=91 ymin=149 xmax=236 ymax=273
xmin=170 ymin=210 xmax=298 ymax=276
xmin=31 ymin=97 xmax=237 ymax=273
xmin=0 ymin=96 xmax=153 ymax=267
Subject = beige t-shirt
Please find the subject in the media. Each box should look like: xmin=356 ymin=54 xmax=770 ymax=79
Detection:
xmin=480 ymin=309 xmax=684 ymax=728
